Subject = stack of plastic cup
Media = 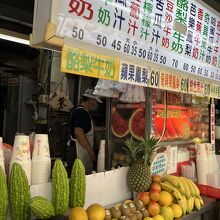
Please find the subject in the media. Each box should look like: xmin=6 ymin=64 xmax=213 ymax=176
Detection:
xmin=10 ymin=135 xmax=31 ymax=184
xmin=97 ymin=140 xmax=105 ymax=173
xmin=196 ymin=143 xmax=208 ymax=185
xmin=206 ymin=143 xmax=214 ymax=173
xmin=207 ymin=172 xmax=220 ymax=188
xmin=0 ymin=137 xmax=5 ymax=174
xmin=31 ymin=134 xmax=51 ymax=186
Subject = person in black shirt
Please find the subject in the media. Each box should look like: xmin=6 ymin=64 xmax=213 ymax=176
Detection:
xmin=66 ymin=89 xmax=102 ymax=175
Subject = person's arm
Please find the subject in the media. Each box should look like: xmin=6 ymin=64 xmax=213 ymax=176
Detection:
xmin=74 ymin=127 xmax=96 ymax=162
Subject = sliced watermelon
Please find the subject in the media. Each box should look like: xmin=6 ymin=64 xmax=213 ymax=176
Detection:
xmin=172 ymin=118 xmax=191 ymax=139
xmin=155 ymin=116 xmax=171 ymax=141
xmin=166 ymin=118 xmax=180 ymax=139
xmin=111 ymin=111 xmax=129 ymax=138
xmin=129 ymin=108 xmax=145 ymax=141
xmin=172 ymin=118 xmax=184 ymax=137
xmin=155 ymin=116 xmax=164 ymax=135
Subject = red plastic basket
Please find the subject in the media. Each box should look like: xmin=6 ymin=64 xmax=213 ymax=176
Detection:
xmin=197 ymin=184 xmax=220 ymax=199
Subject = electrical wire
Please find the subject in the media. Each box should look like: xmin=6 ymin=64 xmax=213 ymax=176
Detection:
xmin=50 ymin=73 xmax=66 ymax=93
xmin=158 ymin=90 xmax=168 ymax=143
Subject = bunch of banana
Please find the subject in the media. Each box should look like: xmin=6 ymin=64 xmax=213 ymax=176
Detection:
xmin=172 ymin=187 xmax=182 ymax=200
xmin=186 ymin=197 xmax=194 ymax=213
xmin=161 ymin=175 xmax=204 ymax=215
xmin=178 ymin=194 xmax=187 ymax=214
xmin=162 ymin=175 xmax=180 ymax=188
xmin=160 ymin=181 xmax=174 ymax=194
xmin=194 ymin=197 xmax=201 ymax=210
xmin=198 ymin=196 xmax=204 ymax=206
xmin=179 ymin=177 xmax=191 ymax=198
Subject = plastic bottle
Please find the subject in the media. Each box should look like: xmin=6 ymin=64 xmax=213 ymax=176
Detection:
xmin=97 ymin=140 xmax=105 ymax=172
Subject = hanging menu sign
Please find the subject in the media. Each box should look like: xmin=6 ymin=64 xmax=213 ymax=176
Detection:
xmin=188 ymin=78 xmax=204 ymax=96
xmin=180 ymin=76 xmax=189 ymax=93
xmin=204 ymin=83 xmax=211 ymax=97
xmin=159 ymin=72 xmax=180 ymax=92
xmin=61 ymin=45 xmax=119 ymax=80
xmin=210 ymin=84 xmax=220 ymax=98
xmin=119 ymin=61 xmax=149 ymax=86
xmin=117 ymin=61 xmax=220 ymax=98
xmin=56 ymin=0 xmax=220 ymax=82
xmin=148 ymin=70 xmax=160 ymax=88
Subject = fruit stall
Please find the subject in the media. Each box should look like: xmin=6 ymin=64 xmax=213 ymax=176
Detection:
xmin=0 ymin=0 xmax=219 ymax=219
xmin=0 ymin=150 xmax=219 ymax=220
xmin=0 ymin=119 xmax=219 ymax=220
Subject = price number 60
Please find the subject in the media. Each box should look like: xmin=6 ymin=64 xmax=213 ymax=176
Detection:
xmin=150 ymin=71 xmax=160 ymax=87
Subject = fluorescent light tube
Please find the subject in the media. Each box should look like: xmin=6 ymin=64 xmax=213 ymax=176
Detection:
xmin=0 ymin=34 xmax=29 ymax=45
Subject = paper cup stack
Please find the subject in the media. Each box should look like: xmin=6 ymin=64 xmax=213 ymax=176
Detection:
xmin=0 ymin=137 xmax=5 ymax=174
xmin=31 ymin=134 xmax=51 ymax=186
xmin=10 ymin=135 xmax=31 ymax=184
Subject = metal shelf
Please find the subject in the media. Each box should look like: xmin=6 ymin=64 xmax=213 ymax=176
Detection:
xmin=157 ymin=139 xmax=209 ymax=147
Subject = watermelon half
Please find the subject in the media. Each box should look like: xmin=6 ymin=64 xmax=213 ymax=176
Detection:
xmin=129 ymin=108 xmax=145 ymax=141
xmin=111 ymin=111 xmax=129 ymax=138
xmin=172 ymin=118 xmax=191 ymax=140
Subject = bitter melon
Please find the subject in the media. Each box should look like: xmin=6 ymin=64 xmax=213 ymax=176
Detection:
xmin=9 ymin=163 xmax=31 ymax=220
xmin=52 ymin=159 xmax=69 ymax=215
xmin=69 ymin=159 xmax=86 ymax=208
xmin=30 ymin=196 xmax=55 ymax=219
xmin=0 ymin=166 xmax=8 ymax=220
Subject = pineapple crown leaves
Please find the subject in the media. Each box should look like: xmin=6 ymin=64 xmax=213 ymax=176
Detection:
xmin=123 ymin=136 xmax=159 ymax=165
xmin=140 ymin=136 xmax=159 ymax=164
xmin=123 ymin=137 xmax=143 ymax=163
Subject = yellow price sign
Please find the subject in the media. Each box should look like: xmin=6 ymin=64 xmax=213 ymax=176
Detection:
xmin=61 ymin=45 xmax=119 ymax=81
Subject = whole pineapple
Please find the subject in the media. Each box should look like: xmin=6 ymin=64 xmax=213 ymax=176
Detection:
xmin=124 ymin=136 xmax=159 ymax=192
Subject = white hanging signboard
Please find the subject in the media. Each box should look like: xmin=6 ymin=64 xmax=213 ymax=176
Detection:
xmin=56 ymin=0 xmax=220 ymax=81
xmin=150 ymin=153 xmax=168 ymax=176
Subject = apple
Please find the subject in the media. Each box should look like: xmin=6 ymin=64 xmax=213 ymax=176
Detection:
xmin=152 ymin=175 xmax=160 ymax=183
xmin=149 ymin=189 xmax=160 ymax=202
xmin=137 ymin=192 xmax=150 ymax=205
xmin=147 ymin=201 xmax=160 ymax=217
xmin=150 ymin=182 xmax=161 ymax=193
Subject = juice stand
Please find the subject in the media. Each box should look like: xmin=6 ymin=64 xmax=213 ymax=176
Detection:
xmin=1 ymin=0 xmax=220 ymax=219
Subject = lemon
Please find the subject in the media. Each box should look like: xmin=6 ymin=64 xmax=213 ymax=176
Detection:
xmin=153 ymin=214 xmax=164 ymax=220
xmin=143 ymin=217 xmax=153 ymax=220
xmin=171 ymin=204 xmax=183 ymax=218
xmin=160 ymin=206 xmax=174 ymax=220
xmin=86 ymin=203 xmax=105 ymax=220
xmin=69 ymin=207 xmax=88 ymax=220
xmin=158 ymin=191 xmax=173 ymax=206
